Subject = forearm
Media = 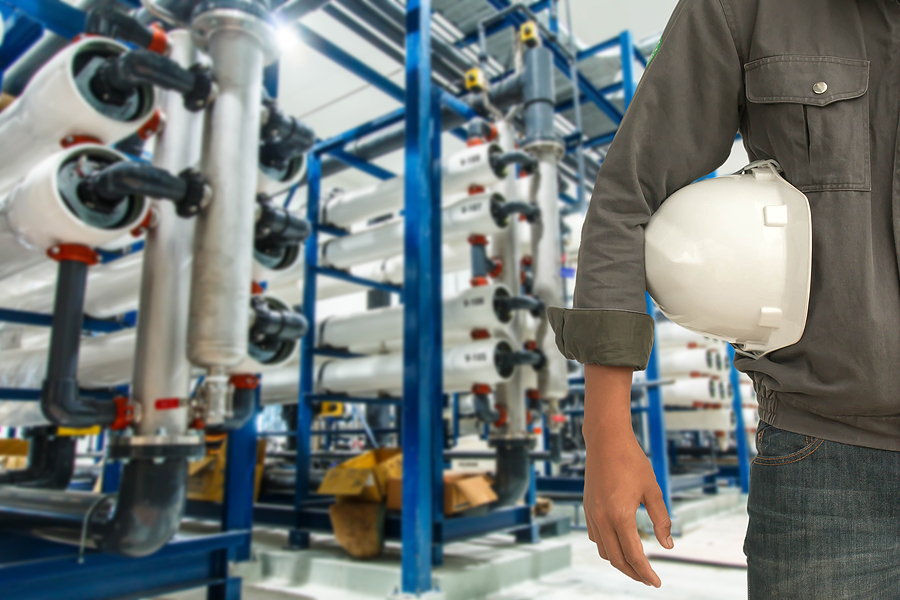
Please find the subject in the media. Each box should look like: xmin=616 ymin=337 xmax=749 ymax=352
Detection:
xmin=582 ymin=364 xmax=635 ymax=447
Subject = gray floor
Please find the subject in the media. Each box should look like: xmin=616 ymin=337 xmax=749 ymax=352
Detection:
xmin=489 ymin=508 xmax=748 ymax=600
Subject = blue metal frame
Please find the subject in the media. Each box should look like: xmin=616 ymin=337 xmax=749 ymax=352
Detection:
xmin=727 ymin=346 xmax=751 ymax=493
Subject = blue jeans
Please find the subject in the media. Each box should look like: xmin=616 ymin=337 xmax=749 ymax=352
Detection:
xmin=744 ymin=421 xmax=900 ymax=599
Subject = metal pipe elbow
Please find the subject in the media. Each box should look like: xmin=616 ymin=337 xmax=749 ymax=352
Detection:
xmin=96 ymin=458 xmax=187 ymax=558
xmin=492 ymin=441 xmax=531 ymax=507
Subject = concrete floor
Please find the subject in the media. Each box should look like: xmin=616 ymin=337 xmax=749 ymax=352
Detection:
xmin=489 ymin=508 xmax=748 ymax=600
xmin=159 ymin=500 xmax=749 ymax=600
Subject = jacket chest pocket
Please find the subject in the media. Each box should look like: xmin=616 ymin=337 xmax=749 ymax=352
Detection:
xmin=744 ymin=55 xmax=870 ymax=192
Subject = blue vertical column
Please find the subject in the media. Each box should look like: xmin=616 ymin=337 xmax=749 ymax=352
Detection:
xmin=620 ymin=29 xmax=671 ymax=509
xmin=429 ymin=92 xmax=444 ymax=568
xmin=727 ymin=346 xmax=751 ymax=493
xmin=291 ymin=151 xmax=320 ymax=549
xmin=401 ymin=0 xmax=442 ymax=594
xmin=222 ymin=387 xmax=259 ymax=562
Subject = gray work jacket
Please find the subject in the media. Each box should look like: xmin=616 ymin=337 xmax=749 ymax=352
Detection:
xmin=549 ymin=0 xmax=900 ymax=450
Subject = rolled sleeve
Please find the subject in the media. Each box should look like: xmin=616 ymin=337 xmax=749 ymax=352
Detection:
xmin=548 ymin=308 xmax=655 ymax=369
xmin=563 ymin=0 xmax=743 ymax=367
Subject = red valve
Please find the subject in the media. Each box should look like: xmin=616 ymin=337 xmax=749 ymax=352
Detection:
xmin=470 ymin=276 xmax=489 ymax=287
xmin=468 ymin=234 xmax=488 ymax=246
xmin=468 ymin=184 xmax=486 ymax=195
xmin=110 ymin=396 xmax=135 ymax=431
xmin=466 ymin=137 xmax=485 ymax=147
xmin=251 ymin=281 xmax=264 ymax=295
xmin=470 ymin=328 xmax=490 ymax=340
xmin=137 ymin=109 xmax=164 ymax=140
xmin=524 ymin=340 xmax=538 ymax=351
xmin=493 ymin=404 xmax=508 ymax=427
xmin=60 ymin=134 xmax=102 ymax=148
xmin=230 ymin=374 xmax=260 ymax=390
xmin=46 ymin=244 xmax=100 ymax=265
xmin=526 ymin=388 xmax=541 ymax=401
xmin=154 ymin=398 xmax=181 ymax=411
xmin=551 ymin=414 xmax=567 ymax=424
xmin=488 ymin=257 xmax=503 ymax=278
xmin=147 ymin=23 xmax=169 ymax=55
xmin=471 ymin=383 xmax=492 ymax=396
xmin=130 ymin=211 xmax=153 ymax=238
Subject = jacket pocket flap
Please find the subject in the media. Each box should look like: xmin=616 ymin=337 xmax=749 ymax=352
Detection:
xmin=745 ymin=55 xmax=869 ymax=107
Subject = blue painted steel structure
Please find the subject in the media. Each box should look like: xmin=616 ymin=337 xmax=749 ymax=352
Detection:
xmin=0 ymin=2 xmax=256 ymax=597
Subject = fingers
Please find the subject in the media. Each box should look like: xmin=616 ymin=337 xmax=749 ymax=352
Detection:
xmin=612 ymin=516 xmax=662 ymax=588
xmin=597 ymin=520 xmax=648 ymax=585
xmin=643 ymin=488 xmax=674 ymax=550
xmin=585 ymin=511 xmax=608 ymax=560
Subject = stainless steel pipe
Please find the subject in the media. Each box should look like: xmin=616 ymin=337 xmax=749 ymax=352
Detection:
xmin=132 ymin=30 xmax=204 ymax=438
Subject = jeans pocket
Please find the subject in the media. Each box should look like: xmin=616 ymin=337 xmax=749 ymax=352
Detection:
xmin=753 ymin=421 xmax=823 ymax=466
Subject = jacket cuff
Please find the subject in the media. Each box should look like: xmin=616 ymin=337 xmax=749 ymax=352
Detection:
xmin=546 ymin=308 xmax=655 ymax=370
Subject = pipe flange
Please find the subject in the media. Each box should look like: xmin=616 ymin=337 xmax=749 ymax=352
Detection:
xmin=488 ymin=436 xmax=536 ymax=450
xmin=191 ymin=7 xmax=279 ymax=65
xmin=108 ymin=434 xmax=205 ymax=460
xmin=522 ymin=138 xmax=566 ymax=161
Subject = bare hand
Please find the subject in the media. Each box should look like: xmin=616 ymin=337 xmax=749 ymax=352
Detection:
xmin=581 ymin=364 xmax=673 ymax=587
xmin=583 ymin=432 xmax=673 ymax=587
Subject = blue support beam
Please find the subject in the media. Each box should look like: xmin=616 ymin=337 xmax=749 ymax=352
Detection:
xmin=644 ymin=296 xmax=671 ymax=510
xmin=221 ymin=388 xmax=259 ymax=561
xmin=0 ymin=0 xmax=84 ymax=39
xmin=292 ymin=151 xmax=320 ymax=550
xmin=401 ymin=0 xmax=443 ymax=592
xmin=0 ymin=12 xmax=43 ymax=73
xmin=727 ymin=346 xmax=751 ymax=493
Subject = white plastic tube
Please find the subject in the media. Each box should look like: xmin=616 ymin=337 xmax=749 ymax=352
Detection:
xmin=0 ymin=145 xmax=150 ymax=281
xmin=662 ymin=377 xmax=720 ymax=407
xmin=657 ymin=320 xmax=720 ymax=349
xmin=319 ymin=284 xmax=511 ymax=352
xmin=322 ymin=144 xmax=503 ymax=228
xmin=659 ymin=348 xmax=724 ymax=378
xmin=664 ymin=408 xmax=733 ymax=432
xmin=259 ymin=339 xmax=514 ymax=403
xmin=321 ymin=193 xmax=504 ymax=270
xmin=0 ymin=38 xmax=158 ymax=195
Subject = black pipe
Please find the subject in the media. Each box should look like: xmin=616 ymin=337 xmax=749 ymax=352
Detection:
xmin=259 ymin=98 xmax=316 ymax=172
xmin=0 ymin=427 xmax=75 ymax=489
xmin=495 ymin=294 xmax=544 ymax=320
xmin=41 ymin=259 xmax=118 ymax=429
xmin=90 ymin=49 xmax=213 ymax=112
xmin=85 ymin=5 xmax=158 ymax=50
xmin=256 ymin=197 xmax=312 ymax=247
xmin=492 ymin=440 xmax=531 ymax=507
xmin=491 ymin=200 xmax=541 ymax=225
xmin=0 ymin=458 xmax=187 ymax=557
xmin=78 ymin=162 xmax=208 ymax=218
xmin=491 ymin=150 xmax=538 ymax=176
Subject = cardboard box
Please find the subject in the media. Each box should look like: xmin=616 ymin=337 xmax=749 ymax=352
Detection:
xmin=386 ymin=471 xmax=498 ymax=515
xmin=0 ymin=439 xmax=28 ymax=471
xmin=329 ymin=502 xmax=386 ymax=559
xmin=317 ymin=448 xmax=402 ymax=503
xmin=187 ymin=437 xmax=267 ymax=503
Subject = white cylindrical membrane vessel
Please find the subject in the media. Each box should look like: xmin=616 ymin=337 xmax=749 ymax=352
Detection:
xmin=131 ymin=30 xmax=204 ymax=438
xmin=319 ymin=284 xmax=512 ymax=352
xmin=0 ymin=145 xmax=150 ymax=281
xmin=321 ymin=192 xmax=504 ymax=270
xmin=664 ymin=408 xmax=733 ymax=432
xmin=0 ymin=38 xmax=157 ymax=195
xmin=656 ymin=320 xmax=720 ymax=349
xmin=188 ymin=21 xmax=270 ymax=370
xmin=318 ymin=339 xmax=514 ymax=396
xmin=322 ymin=143 xmax=504 ymax=228
xmin=659 ymin=348 xmax=723 ymax=378
xmin=662 ymin=377 xmax=720 ymax=407
xmin=530 ymin=146 xmax=569 ymax=401
xmin=259 ymin=339 xmax=516 ymax=404
xmin=0 ymin=253 xmax=143 ymax=318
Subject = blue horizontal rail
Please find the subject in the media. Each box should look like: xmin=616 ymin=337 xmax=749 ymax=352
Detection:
xmin=328 ymin=148 xmax=396 ymax=181
xmin=315 ymin=108 xmax=407 ymax=154
xmin=0 ymin=0 xmax=85 ymax=39
xmin=0 ymin=308 xmax=130 ymax=333
xmin=313 ymin=266 xmax=403 ymax=295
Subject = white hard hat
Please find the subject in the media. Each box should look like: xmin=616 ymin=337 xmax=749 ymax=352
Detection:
xmin=645 ymin=160 xmax=812 ymax=357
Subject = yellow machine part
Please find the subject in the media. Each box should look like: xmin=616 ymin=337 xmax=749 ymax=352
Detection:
xmin=465 ymin=68 xmax=487 ymax=93
xmin=321 ymin=402 xmax=345 ymax=417
xmin=520 ymin=21 xmax=540 ymax=47
xmin=57 ymin=426 xmax=101 ymax=436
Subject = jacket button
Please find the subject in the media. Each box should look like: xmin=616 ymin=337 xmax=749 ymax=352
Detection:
xmin=813 ymin=81 xmax=828 ymax=94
